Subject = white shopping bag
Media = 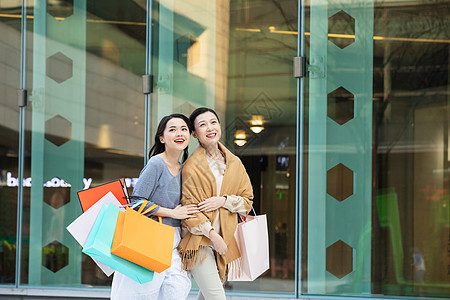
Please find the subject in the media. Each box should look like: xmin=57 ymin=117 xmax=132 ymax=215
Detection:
xmin=67 ymin=191 xmax=122 ymax=276
xmin=228 ymin=213 xmax=270 ymax=281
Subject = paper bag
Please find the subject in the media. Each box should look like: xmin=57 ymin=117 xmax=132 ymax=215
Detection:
xmin=82 ymin=203 xmax=154 ymax=283
xmin=67 ymin=191 xmax=122 ymax=276
xmin=77 ymin=178 xmax=129 ymax=212
xmin=111 ymin=200 xmax=174 ymax=273
xmin=228 ymin=214 xmax=270 ymax=281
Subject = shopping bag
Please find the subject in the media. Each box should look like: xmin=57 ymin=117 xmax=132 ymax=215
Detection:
xmin=66 ymin=191 xmax=122 ymax=276
xmin=82 ymin=203 xmax=154 ymax=283
xmin=77 ymin=178 xmax=129 ymax=212
xmin=111 ymin=200 xmax=174 ymax=273
xmin=228 ymin=211 xmax=270 ymax=281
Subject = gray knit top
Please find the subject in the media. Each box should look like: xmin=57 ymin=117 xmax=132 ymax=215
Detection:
xmin=130 ymin=155 xmax=182 ymax=227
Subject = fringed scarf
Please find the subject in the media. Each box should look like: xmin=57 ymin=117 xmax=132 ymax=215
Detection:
xmin=177 ymin=142 xmax=253 ymax=282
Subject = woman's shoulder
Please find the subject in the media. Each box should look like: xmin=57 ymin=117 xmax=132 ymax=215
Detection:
xmin=144 ymin=155 xmax=164 ymax=168
xmin=148 ymin=155 xmax=164 ymax=164
xmin=140 ymin=156 xmax=164 ymax=174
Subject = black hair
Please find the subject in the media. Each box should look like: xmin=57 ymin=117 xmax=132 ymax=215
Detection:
xmin=189 ymin=107 xmax=220 ymax=131
xmin=148 ymin=113 xmax=192 ymax=162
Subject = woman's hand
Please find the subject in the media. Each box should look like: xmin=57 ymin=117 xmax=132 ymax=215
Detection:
xmin=156 ymin=204 xmax=199 ymax=220
xmin=198 ymin=196 xmax=226 ymax=212
xmin=209 ymin=230 xmax=228 ymax=255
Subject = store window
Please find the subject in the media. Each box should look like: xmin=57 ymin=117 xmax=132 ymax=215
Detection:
xmin=151 ymin=0 xmax=298 ymax=295
xmin=372 ymin=1 xmax=449 ymax=297
xmin=3 ymin=0 xmax=300 ymax=293
xmin=303 ymin=0 xmax=450 ymax=298
xmin=4 ymin=0 xmax=447 ymax=298
xmin=20 ymin=0 xmax=146 ymax=287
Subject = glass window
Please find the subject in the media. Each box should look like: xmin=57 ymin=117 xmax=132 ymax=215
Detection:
xmin=303 ymin=0 xmax=450 ymax=298
xmin=0 ymin=0 xmax=22 ymax=285
xmin=5 ymin=0 xmax=448 ymax=298
xmin=152 ymin=0 xmax=297 ymax=295
xmin=372 ymin=1 xmax=449 ymax=297
xmin=21 ymin=0 xmax=146 ymax=287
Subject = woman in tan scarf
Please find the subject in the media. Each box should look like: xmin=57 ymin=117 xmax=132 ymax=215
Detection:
xmin=178 ymin=107 xmax=253 ymax=300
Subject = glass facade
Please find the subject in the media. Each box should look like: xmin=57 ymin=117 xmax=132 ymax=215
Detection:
xmin=22 ymin=0 xmax=146 ymax=287
xmin=0 ymin=0 xmax=448 ymax=299
xmin=303 ymin=0 xmax=449 ymax=298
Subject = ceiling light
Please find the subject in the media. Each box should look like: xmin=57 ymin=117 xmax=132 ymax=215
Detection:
xmin=250 ymin=126 xmax=264 ymax=134
xmin=234 ymin=139 xmax=247 ymax=147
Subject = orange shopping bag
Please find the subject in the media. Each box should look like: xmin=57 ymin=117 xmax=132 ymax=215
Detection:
xmin=111 ymin=200 xmax=174 ymax=273
xmin=77 ymin=178 xmax=129 ymax=212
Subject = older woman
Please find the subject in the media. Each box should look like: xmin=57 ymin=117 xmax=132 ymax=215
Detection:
xmin=178 ymin=107 xmax=253 ymax=300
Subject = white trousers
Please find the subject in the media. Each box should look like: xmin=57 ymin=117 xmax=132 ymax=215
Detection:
xmin=110 ymin=228 xmax=191 ymax=300
xmin=191 ymin=247 xmax=226 ymax=300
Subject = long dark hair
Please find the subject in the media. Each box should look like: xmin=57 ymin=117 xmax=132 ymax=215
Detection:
xmin=148 ymin=113 xmax=192 ymax=162
xmin=189 ymin=107 xmax=220 ymax=130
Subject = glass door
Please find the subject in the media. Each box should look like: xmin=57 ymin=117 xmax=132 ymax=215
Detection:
xmin=151 ymin=0 xmax=299 ymax=295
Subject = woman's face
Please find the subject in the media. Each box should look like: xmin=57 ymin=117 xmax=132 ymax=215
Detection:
xmin=160 ymin=117 xmax=190 ymax=152
xmin=193 ymin=111 xmax=221 ymax=147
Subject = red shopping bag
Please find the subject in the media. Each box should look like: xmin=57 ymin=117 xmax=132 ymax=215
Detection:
xmin=77 ymin=178 xmax=129 ymax=212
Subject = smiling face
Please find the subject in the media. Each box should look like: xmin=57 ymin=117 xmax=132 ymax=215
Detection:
xmin=192 ymin=111 xmax=221 ymax=147
xmin=159 ymin=117 xmax=190 ymax=152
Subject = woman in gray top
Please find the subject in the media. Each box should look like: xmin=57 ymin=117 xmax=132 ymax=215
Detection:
xmin=111 ymin=113 xmax=199 ymax=300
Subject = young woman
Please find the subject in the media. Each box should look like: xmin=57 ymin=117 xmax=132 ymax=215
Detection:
xmin=111 ymin=113 xmax=199 ymax=300
xmin=178 ymin=107 xmax=254 ymax=300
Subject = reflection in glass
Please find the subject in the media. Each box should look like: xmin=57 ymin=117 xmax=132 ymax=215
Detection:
xmin=20 ymin=0 xmax=146 ymax=287
xmin=373 ymin=1 xmax=450 ymax=297
xmin=303 ymin=0 xmax=450 ymax=298
xmin=82 ymin=1 xmax=147 ymax=286
xmin=227 ymin=1 xmax=297 ymax=292
xmin=151 ymin=0 xmax=297 ymax=295
xmin=228 ymin=0 xmax=297 ymax=294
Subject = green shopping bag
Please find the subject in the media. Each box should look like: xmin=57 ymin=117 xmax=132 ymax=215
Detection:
xmin=82 ymin=203 xmax=154 ymax=283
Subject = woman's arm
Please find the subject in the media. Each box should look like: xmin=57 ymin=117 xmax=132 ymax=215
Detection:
xmin=222 ymin=195 xmax=249 ymax=216
xmin=198 ymin=160 xmax=253 ymax=215
xmin=197 ymin=196 xmax=225 ymax=212
xmin=197 ymin=195 xmax=248 ymax=217
xmin=187 ymin=220 xmax=213 ymax=236
xmin=153 ymin=204 xmax=199 ymax=220
xmin=209 ymin=229 xmax=227 ymax=255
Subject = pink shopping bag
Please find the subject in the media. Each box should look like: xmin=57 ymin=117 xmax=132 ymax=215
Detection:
xmin=228 ymin=213 xmax=270 ymax=281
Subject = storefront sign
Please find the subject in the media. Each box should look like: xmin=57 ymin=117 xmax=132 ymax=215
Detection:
xmin=4 ymin=172 xmax=138 ymax=190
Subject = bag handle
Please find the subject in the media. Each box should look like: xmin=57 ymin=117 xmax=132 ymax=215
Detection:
xmin=239 ymin=205 xmax=257 ymax=222
xmin=142 ymin=203 xmax=159 ymax=215
xmin=131 ymin=200 xmax=162 ymax=224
